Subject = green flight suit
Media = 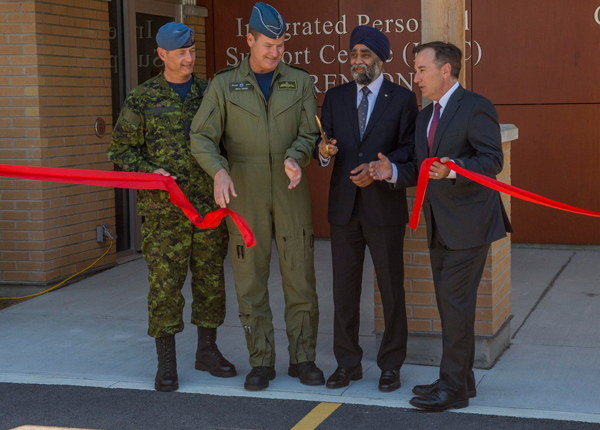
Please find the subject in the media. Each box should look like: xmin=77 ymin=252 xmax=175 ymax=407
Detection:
xmin=108 ymin=72 xmax=228 ymax=338
xmin=190 ymin=57 xmax=319 ymax=367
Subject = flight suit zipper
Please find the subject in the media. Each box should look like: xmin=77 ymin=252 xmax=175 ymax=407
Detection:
xmin=266 ymin=73 xmax=282 ymax=207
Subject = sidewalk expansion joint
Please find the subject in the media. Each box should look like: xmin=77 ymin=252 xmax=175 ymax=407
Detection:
xmin=511 ymin=251 xmax=576 ymax=340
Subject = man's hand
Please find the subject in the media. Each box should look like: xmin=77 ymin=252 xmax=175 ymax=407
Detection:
xmin=285 ymin=158 xmax=302 ymax=189
xmin=214 ymin=168 xmax=237 ymax=208
xmin=429 ymin=157 xmax=451 ymax=180
xmin=369 ymin=153 xmax=393 ymax=181
xmin=319 ymin=138 xmax=338 ymax=158
xmin=153 ymin=168 xmax=176 ymax=180
xmin=350 ymin=163 xmax=374 ymax=188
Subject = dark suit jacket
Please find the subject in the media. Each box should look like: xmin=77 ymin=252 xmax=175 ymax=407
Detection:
xmin=393 ymin=85 xmax=512 ymax=249
xmin=316 ymin=78 xmax=418 ymax=226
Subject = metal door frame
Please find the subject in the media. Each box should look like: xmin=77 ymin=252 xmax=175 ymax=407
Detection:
xmin=119 ymin=0 xmax=181 ymax=256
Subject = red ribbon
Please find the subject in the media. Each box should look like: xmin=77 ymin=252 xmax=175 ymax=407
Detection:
xmin=409 ymin=157 xmax=600 ymax=230
xmin=0 ymin=164 xmax=256 ymax=247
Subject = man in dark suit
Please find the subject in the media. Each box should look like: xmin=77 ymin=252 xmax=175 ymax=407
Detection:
xmin=316 ymin=26 xmax=418 ymax=392
xmin=370 ymin=41 xmax=512 ymax=411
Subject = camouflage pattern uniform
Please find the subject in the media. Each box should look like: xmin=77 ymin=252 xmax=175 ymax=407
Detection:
xmin=108 ymin=72 xmax=228 ymax=338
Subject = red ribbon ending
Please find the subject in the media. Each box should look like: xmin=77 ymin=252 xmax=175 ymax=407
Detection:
xmin=0 ymin=164 xmax=256 ymax=248
xmin=409 ymin=158 xmax=600 ymax=230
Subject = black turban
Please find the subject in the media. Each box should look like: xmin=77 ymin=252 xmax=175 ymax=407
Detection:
xmin=349 ymin=25 xmax=390 ymax=62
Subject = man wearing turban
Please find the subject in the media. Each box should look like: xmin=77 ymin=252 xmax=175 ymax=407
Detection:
xmin=315 ymin=26 xmax=418 ymax=391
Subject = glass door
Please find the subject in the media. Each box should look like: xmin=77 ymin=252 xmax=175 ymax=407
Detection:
xmin=109 ymin=0 xmax=180 ymax=257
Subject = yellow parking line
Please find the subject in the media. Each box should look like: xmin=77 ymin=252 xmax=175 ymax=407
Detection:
xmin=291 ymin=402 xmax=342 ymax=430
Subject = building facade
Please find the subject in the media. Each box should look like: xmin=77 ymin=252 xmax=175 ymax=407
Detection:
xmin=1 ymin=0 xmax=598 ymax=364
xmin=0 ymin=0 xmax=209 ymax=293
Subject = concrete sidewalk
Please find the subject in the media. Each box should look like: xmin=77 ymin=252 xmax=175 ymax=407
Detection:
xmin=0 ymin=242 xmax=599 ymax=423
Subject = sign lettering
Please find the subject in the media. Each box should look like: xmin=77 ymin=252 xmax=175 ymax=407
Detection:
xmin=223 ymin=12 xmax=485 ymax=93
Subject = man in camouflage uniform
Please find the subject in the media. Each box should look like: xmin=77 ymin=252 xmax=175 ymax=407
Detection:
xmin=190 ymin=3 xmax=323 ymax=391
xmin=108 ymin=22 xmax=234 ymax=392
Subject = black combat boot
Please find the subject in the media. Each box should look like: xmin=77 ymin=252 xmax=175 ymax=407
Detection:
xmin=288 ymin=361 xmax=325 ymax=386
xmin=155 ymin=335 xmax=178 ymax=392
xmin=195 ymin=326 xmax=237 ymax=377
xmin=244 ymin=366 xmax=276 ymax=391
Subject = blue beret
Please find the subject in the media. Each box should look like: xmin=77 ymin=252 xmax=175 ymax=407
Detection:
xmin=156 ymin=22 xmax=195 ymax=50
xmin=250 ymin=2 xmax=286 ymax=39
xmin=350 ymin=26 xmax=390 ymax=62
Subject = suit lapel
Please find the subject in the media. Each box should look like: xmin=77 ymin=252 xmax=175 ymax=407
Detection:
xmin=344 ymin=84 xmax=361 ymax=145
xmin=431 ymin=85 xmax=464 ymax=157
xmin=361 ymin=79 xmax=394 ymax=143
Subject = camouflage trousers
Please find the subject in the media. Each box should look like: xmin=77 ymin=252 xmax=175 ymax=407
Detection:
xmin=141 ymin=214 xmax=228 ymax=338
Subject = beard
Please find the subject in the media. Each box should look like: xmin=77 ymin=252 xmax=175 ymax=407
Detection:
xmin=351 ymin=61 xmax=381 ymax=85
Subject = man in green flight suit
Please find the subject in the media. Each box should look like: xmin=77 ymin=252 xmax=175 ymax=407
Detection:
xmin=190 ymin=2 xmax=323 ymax=390
xmin=107 ymin=22 xmax=235 ymax=392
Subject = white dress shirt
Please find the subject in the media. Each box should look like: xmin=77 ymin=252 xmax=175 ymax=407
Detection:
xmin=319 ymin=73 xmax=386 ymax=167
xmin=389 ymin=81 xmax=461 ymax=182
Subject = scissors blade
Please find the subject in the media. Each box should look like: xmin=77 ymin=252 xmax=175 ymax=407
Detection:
xmin=315 ymin=115 xmax=331 ymax=146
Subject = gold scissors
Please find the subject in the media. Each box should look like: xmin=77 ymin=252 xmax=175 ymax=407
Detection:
xmin=315 ymin=115 xmax=332 ymax=155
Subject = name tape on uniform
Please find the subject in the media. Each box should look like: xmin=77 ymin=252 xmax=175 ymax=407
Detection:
xmin=230 ymin=82 xmax=254 ymax=92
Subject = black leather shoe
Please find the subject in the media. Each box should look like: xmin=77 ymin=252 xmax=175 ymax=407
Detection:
xmin=244 ymin=366 xmax=276 ymax=391
xmin=288 ymin=361 xmax=325 ymax=386
xmin=195 ymin=327 xmax=237 ymax=377
xmin=326 ymin=365 xmax=362 ymax=389
xmin=409 ymin=388 xmax=469 ymax=411
xmin=155 ymin=335 xmax=178 ymax=392
xmin=378 ymin=369 xmax=401 ymax=392
xmin=412 ymin=379 xmax=476 ymax=399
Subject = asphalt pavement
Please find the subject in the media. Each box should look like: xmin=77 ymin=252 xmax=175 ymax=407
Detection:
xmin=3 ymin=383 xmax=600 ymax=430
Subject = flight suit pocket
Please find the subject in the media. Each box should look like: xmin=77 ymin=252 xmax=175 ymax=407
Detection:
xmin=230 ymin=233 xmax=251 ymax=274
xmin=302 ymin=226 xmax=315 ymax=275
xmin=277 ymin=230 xmax=295 ymax=271
xmin=228 ymin=98 xmax=261 ymax=117
xmin=273 ymin=95 xmax=301 ymax=117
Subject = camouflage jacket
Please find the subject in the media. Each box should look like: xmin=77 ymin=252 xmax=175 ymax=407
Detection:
xmin=108 ymin=72 xmax=217 ymax=218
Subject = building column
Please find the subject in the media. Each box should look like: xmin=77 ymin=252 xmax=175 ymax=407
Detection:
xmin=375 ymin=125 xmax=517 ymax=368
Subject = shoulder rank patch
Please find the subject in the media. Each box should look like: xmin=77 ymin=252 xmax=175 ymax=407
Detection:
xmin=201 ymin=78 xmax=212 ymax=96
xmin=215 ymin=63 xmax=240 ymax=76
xmin=285 ymin=63 xmax=310 ymax=74
xmin=230 ymin=82 xmax=254 ymax=92
xmin=277 ymin=80 xmax=297 ymax=90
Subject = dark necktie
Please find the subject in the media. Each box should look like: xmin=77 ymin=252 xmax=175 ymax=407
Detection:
xmin=358 ymin=86 xmax=371 ymax=141
xmin=427 ymin=102 xmax=442 ymax=156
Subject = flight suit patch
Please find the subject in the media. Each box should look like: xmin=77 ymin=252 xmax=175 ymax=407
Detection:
xmin=230 ymin=82 xmax=254 ymax=91
xmin=277 ymin=80 xmax=297 ymax=90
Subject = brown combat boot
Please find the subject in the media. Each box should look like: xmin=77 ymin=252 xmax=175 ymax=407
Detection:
xmin=155 ymin=335 xmax=178 ymax=392
xmin=195 ymin=326 xmax=236 ymax=377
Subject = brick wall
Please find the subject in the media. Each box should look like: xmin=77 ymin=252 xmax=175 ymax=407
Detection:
xmin=375 ymin=134 xmax=514 ymax=341
xmin=0 ymin=0 xmax=115 ymax=288
xmin=183 ymin=7 xmax=208 ymax=79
